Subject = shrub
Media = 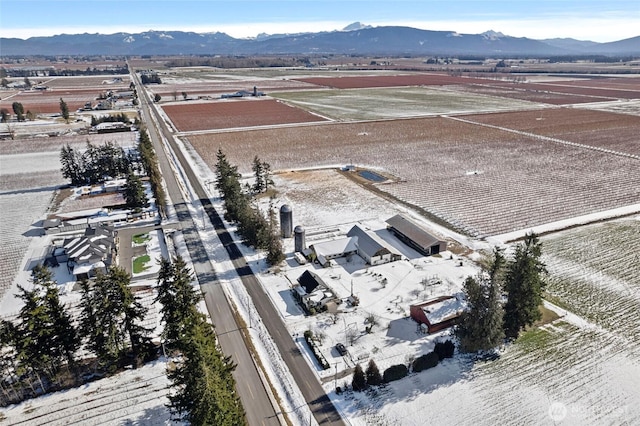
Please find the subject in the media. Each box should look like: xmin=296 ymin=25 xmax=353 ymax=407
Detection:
xmin=434 ymin=340 xmax=456 ymax=360
xmin=383 ymin=364 xmax=408 ymax=383
xmin=365 ymin=359 xmax=383 ymax=386
xmin=352 ymin=364 xmax=367 ymax=392
xmin=413 ymin=351 xmax=439 ymax=372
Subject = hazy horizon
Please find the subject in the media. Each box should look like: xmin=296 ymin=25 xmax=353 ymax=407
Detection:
xmin=1 ymin=0 xmax=639 ymax=43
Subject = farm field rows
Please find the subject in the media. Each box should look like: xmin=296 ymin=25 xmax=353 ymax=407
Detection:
xmin=448 ymin=83 xmax=614 ymax=105
xmin=186 ymin=114 xmax=640 ymax=237
xmin=463 ymin=108 xmax=640 ymax=156
xmin=161 ymin=98 xmax=328 ymax=132
xmin=0 ymin=132 xmax=138 ymax=155
xmin=270 ymin=86 xmax=541 ymax=121
xmin=294 ymin=73 xmax=495 ymax=89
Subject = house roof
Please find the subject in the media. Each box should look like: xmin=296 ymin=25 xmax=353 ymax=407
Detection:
xmin=297 ymin=270 xmax=325 ymax=294
xmin=347 ymin=224 xmax=400 ymax=258
xmin=64 ymin=225 xmax=114 ymax=263
xmin=386 ymin=214 xmax=444 ymax=250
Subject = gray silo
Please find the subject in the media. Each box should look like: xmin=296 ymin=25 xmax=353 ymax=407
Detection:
xmin=294 ymin=225 xmax=306 ymax=252
xmin=280 ymin=204 xmax=293 ymax=238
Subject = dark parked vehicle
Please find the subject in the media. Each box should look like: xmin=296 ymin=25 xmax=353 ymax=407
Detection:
xmin=335 ymin=343 xmax=348 ymax=356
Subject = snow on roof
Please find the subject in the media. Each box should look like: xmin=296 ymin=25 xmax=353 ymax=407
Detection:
xmin=347 ymin=224 xmax=401 ymax=258
xmin=386 ymin=214 xmax=444 ymax=249
xmin=72 ymin=261 xmax=105 ymax=275
xmin=311 ymin=237 xmax=358 ymax=258
xmin=418 ymin=296 xmax=464 ymax=325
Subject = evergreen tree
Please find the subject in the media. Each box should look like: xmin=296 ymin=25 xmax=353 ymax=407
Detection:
xmin=504 ymin=233 xmax=547 ymax=339
xmin=251 ymin=156 xmax=264 ymax=193
xmin=351 ymin=363 xmax=367 ymax=391
xmin=14 ymin=265 xmax=79 ymax=390
xmin=167 ymin=314 xmax=245 ymax=425
xmin=124 ymin=172 xmax=148 ymax=211
xmin=60 ymin=143 xmax=85 ymax=186
xmin=12 ymin=102 xmax=24 ymax=121
xmin=1 ymin=108 xmax=9 ymax=122
xmin=155 ymin=256 xmax=201 ymax=351
xmin=365 ymin=359 xmax=382 ymax=386
xmin=456 ymin=249 xmax=505 ymax=353
xmin=59 ymin=98 xmax=69 ymax=123
xmin=113 ymin=266 xmax=154 ymax=367
xmin=80 ymin=272 xmax=126 ymax=371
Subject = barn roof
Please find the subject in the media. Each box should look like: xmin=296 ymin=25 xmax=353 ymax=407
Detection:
xmin=346 ymin=224 xmax=400 ymax=259
xmin=386 ymin=214 xmax=444 ymax=250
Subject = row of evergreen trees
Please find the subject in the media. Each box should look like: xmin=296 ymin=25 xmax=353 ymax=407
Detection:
xmin=156 ymin=256 xmax=246 ymax=425
xmin=138 ymin=128 xmax=166 ymax=218
xmin=215 ymin=149 xmax=284 ymax=265
xmin=60 ymin=141 xmax=133 ymax=186
xmin=456 ymin=233 xmax=547 ymax=353
xmin=58 ymin=129 xmax=166 ymax=217
xmin=0 ymin=265 xmax=155 ymax=406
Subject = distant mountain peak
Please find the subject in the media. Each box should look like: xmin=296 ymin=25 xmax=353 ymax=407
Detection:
xmin=343 ymin=22 xmax=372 ymax=31
xmin=482 ymin=30 xmax=506 ymax=40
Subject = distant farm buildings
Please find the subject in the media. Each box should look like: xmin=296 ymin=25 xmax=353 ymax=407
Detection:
xmin=221 ymin=86 xmax=265 ymax=98
xmin=386 ymin=214 xmax=447 ymax=256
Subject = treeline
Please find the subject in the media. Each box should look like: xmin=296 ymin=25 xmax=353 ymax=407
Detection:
xmin=156 ymin=256 xmax=246 ymax=425
xmin=456 ymin=233 xmax=547 ymax=353
xmin=215 ymin=150 xmax=284 ymax=265
xmin=90 ymin=112 xmax=131 ymax=126
xmin=140 ymin=73 xmax=162 ymax=84
xmin=138 ymin=128 xmax=166 ymax=218
xmin=166 ymin=56 xmax=309 ymax=68
xmin=59 ymin=129 xmax=166 ymax=217
xmin=60 ymin=141 xmax=133 ymax=186
xmin=0 ymin=66 xmax=128 ymax=78
xmin=0 ymin=265 xmax=156 ymax=406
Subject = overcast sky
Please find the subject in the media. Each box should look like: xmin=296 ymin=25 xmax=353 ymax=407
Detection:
xmin=1 ymin=0 xmax=638 ymax=42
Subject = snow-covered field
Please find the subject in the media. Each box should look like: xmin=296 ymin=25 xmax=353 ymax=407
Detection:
xmin=2 ymin=70 xmax=639 ymax=425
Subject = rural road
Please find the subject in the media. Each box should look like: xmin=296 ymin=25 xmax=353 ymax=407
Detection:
xmin=131 ymin=69 xmax=280 ymax=426
xmin=131 ymin=67 xmax=346 ymax=426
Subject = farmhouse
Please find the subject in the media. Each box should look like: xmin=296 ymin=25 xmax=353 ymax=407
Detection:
xmin=292 ymin=270 xmax=338 ymax=311
xmin=386 ymin=214 xmax=447 ymax=256
xmin=346 ymin=224 xmax=402 ymax=265
xmin=63 ymin=224 xmax=116 ymax=280
xmin=409 ymin=295 xmax=464 ymax=333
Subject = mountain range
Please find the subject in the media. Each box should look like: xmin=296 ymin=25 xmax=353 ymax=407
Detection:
xmin=1 ymin=23 xmax=638 ymax=57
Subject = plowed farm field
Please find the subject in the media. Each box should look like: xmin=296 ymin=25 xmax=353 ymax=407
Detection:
xmin=161 ymin=98 xmax=328 ymax=131
xmin=463 ymin=108 xmax=640 ymax=157
xmin=449 ymin=84 xmax=613 ymax=105
xmin=295 ymin=73 xmax=494 ymax=89
xmin=0 ymin=89 xmax=99 ymax=114
xmin=186 ymin=115 xmax=640 ymax=237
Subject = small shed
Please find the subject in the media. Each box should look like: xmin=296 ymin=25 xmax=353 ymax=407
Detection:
xmin=410 ymin=296 xmax=463 ymax=333
xmin=386 ymin=214 xmax=447 ymax=256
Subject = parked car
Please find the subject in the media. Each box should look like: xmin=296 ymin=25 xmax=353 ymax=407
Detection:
xmin=335 ymin=343 xmax=348 ymax=356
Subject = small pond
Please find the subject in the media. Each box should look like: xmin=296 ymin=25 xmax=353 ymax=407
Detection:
xmin=358 ymin=170 xmax=386 ymax=182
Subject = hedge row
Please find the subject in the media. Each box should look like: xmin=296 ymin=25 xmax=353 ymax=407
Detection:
xmin=382 ymin=340 xmax=456 ymax=383
xmin=303 ymin=331 xmax=330 ymax=370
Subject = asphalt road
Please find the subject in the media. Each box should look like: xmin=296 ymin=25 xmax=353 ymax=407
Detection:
xmin=131 ymin=69 xmax=280 ymax=426
xmin=132 ymin=68 xmax=345 ymax=426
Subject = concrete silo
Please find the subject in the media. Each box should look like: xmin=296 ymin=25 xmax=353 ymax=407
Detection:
xmin=294 ymin=225 xmax=306 ymax=252
xmin=279 ymin=204 xmax=293 ymax=238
